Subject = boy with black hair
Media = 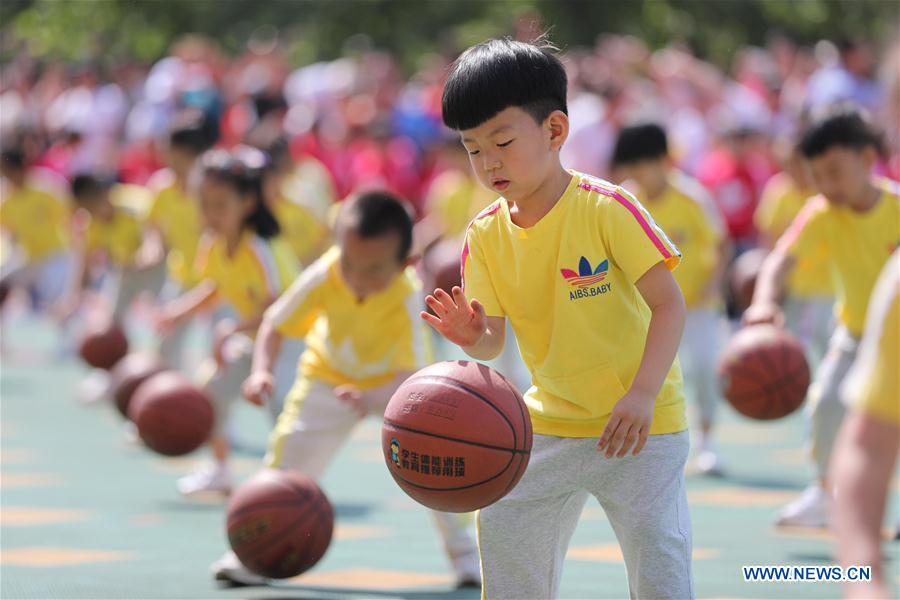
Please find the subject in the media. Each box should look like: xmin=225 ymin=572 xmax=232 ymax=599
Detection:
xmin=611 ymin=123 xmax=729 ymax=476
xmin=142 ymin=109 xmax=216 ymax=364
xmin=210 ymin=191 xmax=480 ymax=588
xmin=0 ymin=147 xmax=72 ymax=312
xmin=746 ymin=105 xmax=899 ymax=528
xmin=428 ymin=38 xmax=693 ymax=599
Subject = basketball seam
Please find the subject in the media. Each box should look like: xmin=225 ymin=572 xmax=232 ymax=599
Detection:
xmin=495 ymin=373 xmax=533 ymax=452
xmin=227 ymin=499 xmax=314 ymax=523
xmin=383 ymin=418 xmax=530 ymax=454
xmin=406 ymin=374 xmax=520 ymax=451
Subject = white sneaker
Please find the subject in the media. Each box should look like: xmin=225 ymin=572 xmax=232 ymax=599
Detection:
xmin=694 ymin=448 xmax=726 ymax=477
xmin=451 ymin=547 xmax=482 ymax=589
xmin=776 ymin=484 xmax=830 ymax=528
xmin=78 ymin=369 xmax=112 ymax=404
xmin=177 ymin=463 xmax=232 ymax=497
xmin=211 ymin=550 xmax=268 ymax=586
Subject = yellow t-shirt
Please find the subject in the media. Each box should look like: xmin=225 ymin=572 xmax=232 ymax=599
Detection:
xmin=425 ymin=170 xmax=495 ymax=240
xmin=755 ymin=173 xmax=832 ymax=298
xmin=195 ymin=233 xmax=298 ymax=321
xmin=778 ymin=178 xmax=900 ymax=337
xmin=84 ymin=207 xmax=143 ymax=267
xmin=273 ymin=198 xmax=329 ymax=265
xmin=266 ymin=246 xmax=432 ymax=390
xmin=147 ymin=173 xmax=201 ymax=285
xmin=0 ymin=184 xmax=69 ymax=261
xmin=844 ymin=250 xmax=899 ymax=426
xmin=635 ymin=171 xmax=724 ymax=308
xmin=462 ymin=171 xmax=687 ymax=438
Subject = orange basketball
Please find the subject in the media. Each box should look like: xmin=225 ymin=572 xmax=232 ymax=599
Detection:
xmin=718 ymin=324 xmax=810 ymax=420
xmin=78 ymin=320 xmax=129 ymax=370
xmin=109 ymin=353 xmax=167 ymax=419
xmin=128 ymin=372 xmax=214 ymax=456
xmin=227 ymin=470 xmax=334 ymax=579
xmin=382 ymin=360 xmax=532 ymax=513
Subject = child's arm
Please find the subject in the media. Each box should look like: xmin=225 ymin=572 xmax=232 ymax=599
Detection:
xmin=743 ymin=248 xmax=796 ymax=326
xmin=421 ymin=286 xmax=505 ymax=360
xmin=243 ymin=317 xmax=284 ymax=406
xmin=699 ymin=238 xmax=732 ymax=303
xmin=55 ymin=210 xmax=91 ymax=320
xmin=157 ymin=280 xmax=218 ymax=331
xmin=597 ymin=262 xmax=686 ymax=458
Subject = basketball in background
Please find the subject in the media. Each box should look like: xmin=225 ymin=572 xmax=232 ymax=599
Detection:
xmin=718 ymin=324 xmax=810 ymax=420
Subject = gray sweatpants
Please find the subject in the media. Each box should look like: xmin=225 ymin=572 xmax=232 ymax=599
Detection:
xmin=478 ymin=431 xmax=693 ymax=599
xmin=808 ymin=326 xmax=859 ymax=479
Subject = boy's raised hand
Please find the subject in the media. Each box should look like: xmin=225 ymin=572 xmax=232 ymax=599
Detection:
xmin=420 ymin=286 xmax=487 ymax=347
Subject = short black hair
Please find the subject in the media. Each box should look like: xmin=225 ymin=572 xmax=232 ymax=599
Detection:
xmin=71 ymin=172 xmax=114 ymax=202
xmin=200 ymin=146 xmax=281 ymax=239
xmin=0 ymin=148 xmax=25 ymax=172
xmin=799 ymin=105 xmax=883 ymax=159
xmin=343 ymin=191 xmax=413 ymax=261
xmin=169 ymin=109 xmax=217 ymax=156
xmin=442 ymin=37 xmax=567 ymax=131
xmin=611 ymin=123 xmax=669 ymax=167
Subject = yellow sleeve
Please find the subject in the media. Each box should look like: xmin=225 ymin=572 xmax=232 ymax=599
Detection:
xmin=775 ymin=197 xmax=830 ymax=261
xmin=264 ymin=252 xmax=330 ymax=338
xmin=392 ymin=278 xmax=434 ymax=372
xmin=754 ymin=179 xmax=785 ymax=236
xmin=845 ymin=252 xmax=900 ymax=426
xmin=461 ymin=226 xmax=504 ymax=317
xmin=605 ymin=187 xmax=682 ymax=283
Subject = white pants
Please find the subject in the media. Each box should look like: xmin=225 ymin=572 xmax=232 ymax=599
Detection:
xmin=11 ymin=252 xmax=73 ymax=310
xmin=784 ymin=295 xmax=834 ymax=370
xmin=808 ymin=327 xmax=858 ymax=479
xmin=265 ymin=377 xmax=479 ymax=572
xmin=478 ymin=432 xmax=694 ymax=599
xmin=678 ymin=308 xmax=727 ymax=430
xmin=108 ymin=261 xmax=168 ymax=322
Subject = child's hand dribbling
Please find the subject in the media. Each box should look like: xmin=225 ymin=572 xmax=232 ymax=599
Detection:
xmin=334 ymin=384 xmax=367 ymax=418
xmin=242 ymin=370 xmax=274 ymax=406
xmin=597 ymin=389 xmax=654 ymax=458
xmin=420 ymin=286 xmax=487 ymax=347
xmin=742 ymin=301 xmax=785 ymax=328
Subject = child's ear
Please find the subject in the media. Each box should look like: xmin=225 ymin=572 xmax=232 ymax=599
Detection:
xmin=403 ymin=254 xmax=419 ymax=269
xmin=546 ymin=110 xmax=569 ymax=151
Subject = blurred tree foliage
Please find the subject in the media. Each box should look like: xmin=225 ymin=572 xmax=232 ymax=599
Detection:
xmin=1 ymin=0 xmax=897 ymax=69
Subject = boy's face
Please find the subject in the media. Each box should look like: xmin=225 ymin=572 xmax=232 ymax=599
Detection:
xmin=166 ymin=145 xmax=198 ymax=180
xmin=77 ymin=190 xmax=114 ymax=219
xmin=617 ymin=159 xmax=668 ymax=199
xmin=807 ymin=146 xmax=875 ymax=208
xmin=459 ymin=106 xmax=567 ymax=202
xmin=337 ymin=227 xmax=406 ymax=300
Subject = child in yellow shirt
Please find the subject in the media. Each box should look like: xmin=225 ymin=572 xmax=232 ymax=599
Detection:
xmin=427 ymin=39 xmax=692 ymax=599
xmin=144 ymin=111 xmax=216 ymax=365
xmin=209 ymin=192 xmax=480 ymax=588
xmin=611 ymin=123 xmax=730 ymax=476
xmin=157 ymin=146 xmax=298 ymax=497
xmin=0 ymin=148 xmax=72 ymax=311
xmin=755 ymin=140 xmax=834 ymax=366
xmin=832 ymin=250 xmax=899 ymax=599
xmin=746 ymin=106 xmax=899 ymax=528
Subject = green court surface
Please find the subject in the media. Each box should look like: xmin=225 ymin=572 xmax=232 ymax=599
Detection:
xmin=1 ymin=314 xmax=897 ymax=600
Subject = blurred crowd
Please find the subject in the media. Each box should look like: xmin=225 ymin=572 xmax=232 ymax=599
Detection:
xmin=2 ymin=29 xmax=898 ymax=241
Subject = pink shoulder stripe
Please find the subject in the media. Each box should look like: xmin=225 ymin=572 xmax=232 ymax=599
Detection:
xmin=460 ymin=201 xmax=501 ymax=289
xmin=579 ymin=182 xmax=674 ymax=259
xmin=776 ymin=195 xmax=827 ymax=252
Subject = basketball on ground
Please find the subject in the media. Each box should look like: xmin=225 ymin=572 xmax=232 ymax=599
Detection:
xmin=382 ymin=360 xmax=532 ymax=513
xmin=109 ymin=353 xmax=167 ymax=419
xmin=128 ymin=372 xmax=214 ymax=456
xmin=78 ymin=320 xmax=129 ymax=370
xmin=226 ymin=470 xmax=334 ymax=579
xmin=718 ymin=324 xmax=810 ymax=420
